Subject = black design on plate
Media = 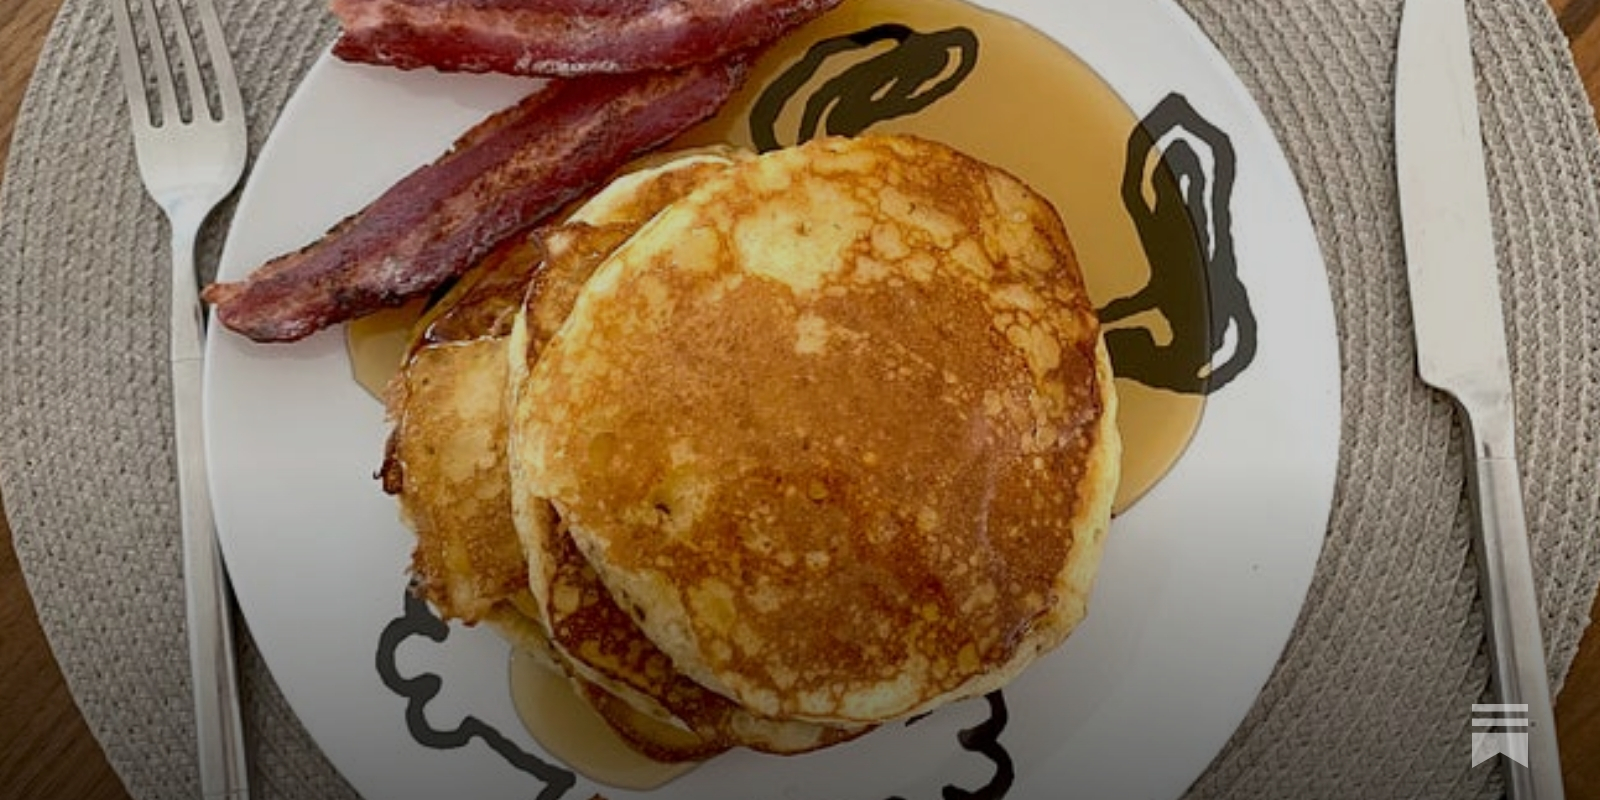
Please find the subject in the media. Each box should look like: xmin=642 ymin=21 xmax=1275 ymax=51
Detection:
xmin=750 ymin=23 xmax=978 ymax=151
xmin=889 ymin=691 xmax=1014 ymax=800
xmin=376 ymin=589 xmax=577 ymax=800
xmin=1100 ymin=92 xmax=1257 ymax=394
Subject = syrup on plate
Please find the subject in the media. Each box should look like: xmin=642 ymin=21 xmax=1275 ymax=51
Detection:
xmin=508 ymin=649 xmax=700 ymax=790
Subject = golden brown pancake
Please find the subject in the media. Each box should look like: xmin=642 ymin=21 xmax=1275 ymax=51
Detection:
xmin=570 ymin=669 xmax=731 ymax=764
xmin=507 ymin=151 xmax=871 ymax=755
xmin=381 ymin=234 xmax=544 ymax=624
xmin=510 ymin=134 xmax=1120 ymax=725
xmin=517 ymin=486 xmax=870 ymax=756
xmin=381 ymin=148 xmax=744 ymax=624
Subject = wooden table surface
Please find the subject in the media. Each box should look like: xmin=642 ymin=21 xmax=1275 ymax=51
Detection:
xmin=2 ymin=1 xmax=1598 ymax=798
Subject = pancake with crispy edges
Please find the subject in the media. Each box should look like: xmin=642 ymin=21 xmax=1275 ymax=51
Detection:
xmin=380 ymin=232 xmax=544 ymax=625
xmin=510 ymin=134 xmax=1121 ymax=725
xmin=508 ymin=154 xmax=871 ymax=755
xmin=381 ymin=148 xmax=744 ymax=625
xmin=514 ymin=481 xmax=869 ymax=757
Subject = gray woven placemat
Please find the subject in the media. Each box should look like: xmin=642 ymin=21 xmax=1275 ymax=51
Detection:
xmin=2 ymin=0 xmax=1597 ymax=798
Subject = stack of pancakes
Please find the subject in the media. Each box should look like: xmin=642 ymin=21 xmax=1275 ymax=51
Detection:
xmin=380 ymin=135 xmax=1121 ymax=763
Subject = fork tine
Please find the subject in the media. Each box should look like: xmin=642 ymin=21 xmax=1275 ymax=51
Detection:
xmin=109 ymin=0 xmax=154 ymax=127
xmin=192 ymin=0 xmax=244 ymax=122
xmin=133 ymin=0 xmax=180 ymax=125
xmin=163 ymin=0 xmax=212 ymax=122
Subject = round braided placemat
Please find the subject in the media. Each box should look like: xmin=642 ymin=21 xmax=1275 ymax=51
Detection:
xmin=3 ymin=0 xmax=1597 ymax=798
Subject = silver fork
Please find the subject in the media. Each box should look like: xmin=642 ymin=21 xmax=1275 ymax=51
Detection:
xmin=109 ymin=0 xmax=250 ymax=797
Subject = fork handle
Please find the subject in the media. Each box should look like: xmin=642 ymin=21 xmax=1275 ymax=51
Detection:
xmin=1466 ymin=404 xmax=1565 ymax=800
xmin=169 ymin=221 xmax=251 ymax=800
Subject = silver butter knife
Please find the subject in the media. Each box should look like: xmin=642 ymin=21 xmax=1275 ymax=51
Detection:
xmin=1394 ymin=0 xmax=1565 ymax=797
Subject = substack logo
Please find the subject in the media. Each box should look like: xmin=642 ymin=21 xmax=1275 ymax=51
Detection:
xmin=1471 ymin=704 xmax=1531 ymax=767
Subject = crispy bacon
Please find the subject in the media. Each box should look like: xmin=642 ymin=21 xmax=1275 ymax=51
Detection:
xmin=202 ymin=59 xmax=747 ymax=342
xmin=329 ymin=0 xmax=842 ymax=77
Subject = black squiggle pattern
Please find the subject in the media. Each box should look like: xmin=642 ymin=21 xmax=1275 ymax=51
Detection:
xmin=887 ymin=692 xmax=1014 ymax=800
xmin=1100 ymin=93 xmax=1257 ymax=394
xmin=750 ymin=23 xmax=978 ymax=152
xmin=376 ymin=589 xmax=576 ymax=800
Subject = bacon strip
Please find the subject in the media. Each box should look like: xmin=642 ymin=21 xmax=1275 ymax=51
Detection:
xmin=202 ymin=59 xmax=747 ymax=342
xmin=329 ymin=0 xmax=842 ymax=77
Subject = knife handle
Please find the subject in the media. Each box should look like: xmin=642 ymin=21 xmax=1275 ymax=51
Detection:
xmin=1466 ymin=410 xmax=1565 ymax=799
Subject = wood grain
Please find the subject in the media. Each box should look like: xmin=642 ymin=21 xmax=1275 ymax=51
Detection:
xmin=2 ymin=3 xmax=135 ymax=798
xmin=0 ymin=0 xmax=59 ymax=175
xmin=0 ymin=1 xmax=1596 ymax=798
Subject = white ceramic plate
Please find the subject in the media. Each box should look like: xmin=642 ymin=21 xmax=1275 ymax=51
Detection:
xmin=205 ymin=1 xmax=1340 ymax=798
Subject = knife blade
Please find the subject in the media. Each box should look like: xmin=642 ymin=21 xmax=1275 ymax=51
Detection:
xmin=1394 ymin=1 xmax=1565 ymax=797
